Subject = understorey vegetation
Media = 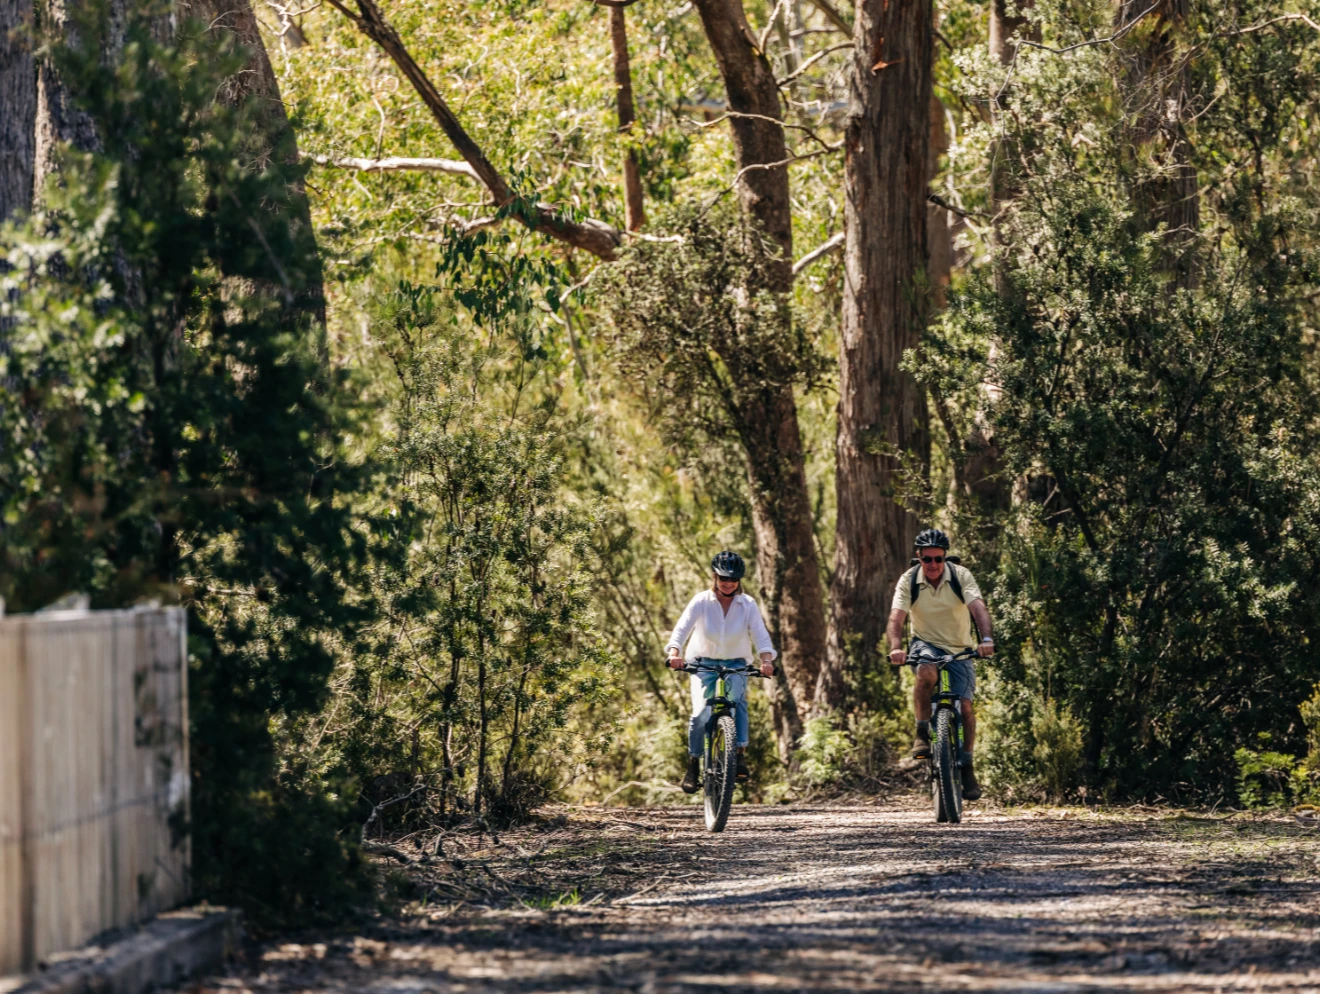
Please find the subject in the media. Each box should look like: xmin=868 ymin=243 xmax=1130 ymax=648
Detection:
xmin=3 ymin=0 xmax=1320 ymax=925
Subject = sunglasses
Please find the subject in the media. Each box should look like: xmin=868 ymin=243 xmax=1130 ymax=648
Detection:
xmin=715 ymin=576 xmax=740 ymax=583
xmin=920 ymin=555 xmax=945 ymax=564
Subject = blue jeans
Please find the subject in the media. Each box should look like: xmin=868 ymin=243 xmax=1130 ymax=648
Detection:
xmin=688 ymin=660 xmax=749 ymax=757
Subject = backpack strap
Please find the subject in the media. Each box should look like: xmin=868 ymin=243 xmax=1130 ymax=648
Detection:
xmin=948 ymin=565 xmax=965 ymax=603
xmin=908 ymin=562 xmax=967 ymax=604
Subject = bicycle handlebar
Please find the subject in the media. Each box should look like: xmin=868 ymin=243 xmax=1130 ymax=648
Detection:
xmin=891 ymin=647 xmax=979 ymax=666
xmin=672 ymin=659 xmax=776 ymax=678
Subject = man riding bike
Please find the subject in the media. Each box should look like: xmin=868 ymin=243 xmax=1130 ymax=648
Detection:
xmin=886 ymin=528 xmax=995 ymax=801
xmin=666 ymin=551 xmax=777 ymax=794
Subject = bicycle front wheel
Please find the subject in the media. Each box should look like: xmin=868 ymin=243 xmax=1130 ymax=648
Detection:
xmin=704 ymin=714 xmax=738 ymax=832
xmin=934 ymin=707 xmax=962 ymax=824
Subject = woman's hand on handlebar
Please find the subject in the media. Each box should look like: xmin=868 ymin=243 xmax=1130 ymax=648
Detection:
xmin=668 ymin=653 xmax=685 ymax=670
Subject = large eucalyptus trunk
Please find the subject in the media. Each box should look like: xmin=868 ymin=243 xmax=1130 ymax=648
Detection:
xmin=33 ymin=0 xmax=127 ymax=197
xmin=0 ymin=0 xmax=36 ymax=221
xmin=691 ymin=0 xmax=828 ymax=758
xmin=1121 ymin=0 xmax=1199 ymax=288
xmin=817 ymin=0 xmax=933 ymax=711
xmin=180 ymin=0 xmax=326 ymax=324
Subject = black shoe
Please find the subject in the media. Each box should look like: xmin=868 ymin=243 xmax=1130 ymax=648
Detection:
xmin=912 ymin=734 xmax=932 ymax=760
xmin=961 ymin=763 xmax=982 ymax=801
xmin=681 ymin=757 xmax=701 ymax=794
xmin=736 ymin=754 xmax=751 ymax=783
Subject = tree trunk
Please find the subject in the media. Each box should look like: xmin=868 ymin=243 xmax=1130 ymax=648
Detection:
xmin=692 ymin=0 xmax=828 ymax=757
xmin=818 ymin=0 xmax=932 ymax=711
xmin=608 ymin=5 xmax=644 ymax=232
xmin=1120 ymin=0 xmax=1199 ymax=288
xmin=180 ymin=0 xmax=327 ymax=324
xmin=0 ymin=0 xmax=36 ymax=221
xmin=33 ymin=0 xmax=119 ymax=198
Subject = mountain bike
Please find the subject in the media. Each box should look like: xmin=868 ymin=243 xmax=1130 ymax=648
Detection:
xmin=915 ymin=647 xmax=978 ymax=825
xmin=680 ymin=659 xmax=771 ymax=833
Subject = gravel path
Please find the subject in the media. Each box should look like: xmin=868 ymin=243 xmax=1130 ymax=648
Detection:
xmin=191 ymin=801 xmax=1320 ymax=993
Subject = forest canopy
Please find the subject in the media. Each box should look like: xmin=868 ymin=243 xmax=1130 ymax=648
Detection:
xmin=2 ymin=0 xmax=1320 ymax=919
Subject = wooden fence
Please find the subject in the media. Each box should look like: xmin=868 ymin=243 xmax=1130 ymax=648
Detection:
xmin=0 ymin=606 xmax=190 ymax=975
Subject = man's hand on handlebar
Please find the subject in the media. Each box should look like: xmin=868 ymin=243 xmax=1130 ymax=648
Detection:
xmin=889 ymin=649 xmax=907 ymax=666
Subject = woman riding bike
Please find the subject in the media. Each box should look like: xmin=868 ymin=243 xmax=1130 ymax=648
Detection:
xmin=666 ymin=551 xmax=777 ymax=793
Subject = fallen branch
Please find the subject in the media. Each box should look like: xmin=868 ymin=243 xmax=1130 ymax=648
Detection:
xmin=323 ymin=0 xmax=622 ymax=259
xmin=791 ymin=230 xmax=843 ymax=275
xmin=308 ymin=153 xmax=478 ymax=180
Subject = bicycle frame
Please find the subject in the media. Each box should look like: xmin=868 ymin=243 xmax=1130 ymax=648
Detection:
xmin=929 ymin=664 xmax=966 ymax=757
xmin=912 ymin=647 xmax=977 ymax=824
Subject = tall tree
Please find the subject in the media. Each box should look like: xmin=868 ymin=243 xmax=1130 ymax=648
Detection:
xmin=0 ymin=0 xmax=36 ymax=221
xmin=33 ymin=0 xmax=123 ymax=198
xmin=1120 ymin=0 xmax=1199 ymax=287
xmin=818 ymin=0 xmax=933 ymax=710
xmin=691 ymin=0 xmax=830 ymax=755
xmin=607 ymin=2 xmax=645 ymax=231
xmin=180 ymin=0 xmax=326 ymax=322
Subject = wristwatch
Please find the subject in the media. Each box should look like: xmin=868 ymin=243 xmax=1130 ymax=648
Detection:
xmin=980 ymin=636 xmax=994 ymax=644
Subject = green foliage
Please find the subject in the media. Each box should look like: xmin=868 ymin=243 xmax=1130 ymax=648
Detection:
xmin=928 ymin=0 xmax=1320 ymax=803
xmin=282 ymin=274 xmax=616 ymax=826
xmin=0 ymin=9 xmax=372 ymax=923
xmin=598 ymin=201 xmax=830 ymax=454
xmin=1234 ymin=740 xmax=1320 ymax=809
xmin=798 ymin=715 xmax=850 ymax=788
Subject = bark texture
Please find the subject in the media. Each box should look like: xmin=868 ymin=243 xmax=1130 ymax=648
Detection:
xmin=691 ymin=0 xmax=828 ymax=757
xmin=180 ymin=0 xmax=327 ymax=323
xmin=818 ymin=0 xmax=932 ymax=710
xmin=0 ymin=0 xmax=36 ymax=221
xmin=33 ymin=0 xmax=118 ymax=198
xmin=608 ymin=5 xmax=645 ymax=231
xmin=1121 ymin=0 xmax=1199 ymax=288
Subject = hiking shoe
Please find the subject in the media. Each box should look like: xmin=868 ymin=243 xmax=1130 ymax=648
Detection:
xmin=736 ymin=754 xmax=751 ymax=783
xmin=681 ymin=757 xmax=701 ymax=794
xmin=911 ymin=733 xmax=932 ymax=760
xmin=961 ymin=763 xmax=983 ymax=801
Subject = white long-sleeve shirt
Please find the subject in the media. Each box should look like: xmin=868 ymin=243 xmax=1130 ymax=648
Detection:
xmin=665 ymin=590 xmax=778 ymax=663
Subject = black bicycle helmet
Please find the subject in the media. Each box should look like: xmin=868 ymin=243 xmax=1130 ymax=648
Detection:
xmin=711 ymin=550 xmax=746 ymax=580
xmin=913 ymin=528 xmax=950 ymax=552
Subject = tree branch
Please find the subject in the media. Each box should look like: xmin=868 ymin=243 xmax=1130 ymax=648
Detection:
xmin=927 ymin=192 xmax=987 ymax=219
xmin=777 ymin=41 xmax=852 ymax=86
xmin=308 ymin=153 xmax=480 ymax=179
xmin=791 ymin=231 xmax=843 ymax=275
xmin=1016 ymin=1 xmax=1158 ymax=54
xmin=803 ymin=0 xmax=850 ymax=34
xmin=323 ymin=0 xmax=622 ymax=259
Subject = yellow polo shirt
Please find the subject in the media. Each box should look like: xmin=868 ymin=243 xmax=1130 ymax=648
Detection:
xmin=891 ymin=563 xmax=983 ymax=650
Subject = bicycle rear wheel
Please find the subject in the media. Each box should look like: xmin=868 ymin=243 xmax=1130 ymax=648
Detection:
xmin=704 ymin=714 xmax=738 ymax=832
xmin=934 ymin=708 xmax=962 ymax=824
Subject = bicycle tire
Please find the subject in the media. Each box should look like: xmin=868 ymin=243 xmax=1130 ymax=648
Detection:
xmin=704 ymin=714 xmax=738 ymax=832
xmin=934 ymin=708 xmax=962 ymax=824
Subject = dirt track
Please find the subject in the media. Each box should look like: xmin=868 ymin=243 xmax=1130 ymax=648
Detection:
xmin=191 ymin=800 xmax=1320 ymax=993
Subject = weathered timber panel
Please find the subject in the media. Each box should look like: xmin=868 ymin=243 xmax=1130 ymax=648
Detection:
xmin=0 ymin=607 xmax=189 ymax=974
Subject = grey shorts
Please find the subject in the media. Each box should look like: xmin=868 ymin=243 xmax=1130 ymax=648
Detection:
xmin=909 ymin=638 xmax=976 ymax=701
